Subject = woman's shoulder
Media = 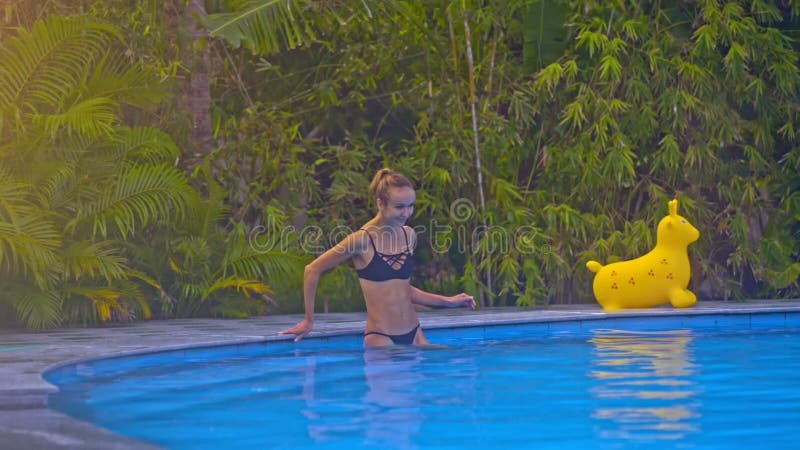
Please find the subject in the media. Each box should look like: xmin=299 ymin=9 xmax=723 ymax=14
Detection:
xmin=334 ymin=227 xmax=370 ymax=253
xmin=351 ymin=226 xmax=372 ymax=240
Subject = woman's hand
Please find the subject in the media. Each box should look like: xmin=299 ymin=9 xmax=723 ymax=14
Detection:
xmin=279 ymin=318 xmax=313 ymax=342
xmin=445 ymin=293 xmax=476 ymax=310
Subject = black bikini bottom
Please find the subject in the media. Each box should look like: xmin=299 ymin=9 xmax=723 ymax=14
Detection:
xmin=364 ymin=323 xmax=420 ymax=345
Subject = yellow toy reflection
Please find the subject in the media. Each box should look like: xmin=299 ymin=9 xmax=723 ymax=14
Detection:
xmin=588 ymin=329 xmax=699 ymax=441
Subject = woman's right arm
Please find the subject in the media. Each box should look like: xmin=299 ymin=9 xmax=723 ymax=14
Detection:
xmin=279 ymin=231 xmax=366 ymax=341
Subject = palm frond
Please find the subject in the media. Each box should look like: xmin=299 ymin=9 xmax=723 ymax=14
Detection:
xmin=109 ymin=126 xmax=181 ymax=165
xmin=172 ymin=235 xmax=213 ymax=274
xmin=202 ymin=276 xmax=273 ymax=300
xmin=0 ymin=16 xmax=120 ymax=113
xmin=176 ymin=281 xmax=207 ymax=306
xmin=210 ymin=220 xmax=307 ymax=286
xmin=126 ymin=269 xmax=162 ymax=290
xmin=61 ymin=240 xmax=129 ymax=283
xmin=65 ymin=286 xmax=125 ymax=322
xmin=204 ymin=0 xmax=314 ymax=55
xmin=0 ymin=217 xmax=62 ymax=287
xmin=113 ymin=278 xmax=152 ymax=320
xmin=223 ymin=249 xmax=306 ymax=283
xmin=12 ymin=288 xmax=63 ymax=329
xmin=31 ymin=97 xmax=118 ymax=139
xmin=65 ymin=279 xmax=153 ymax=322
xmin=0 ymin=167 xmax=61 ymax=288
xmin=0 ymin=166 xmax=39 ymax=221
xmin=32 ymin=156 xmax=78 ymax=210
xmin=184 ymin=175 xmax=231 ymax=238
xmin=69 ymin=163 xmax=197 ymax=238
xmin=85 ymin=52 xmax=164 ymax=108
xmin=168 ymin=257 xmax=191 ymax=275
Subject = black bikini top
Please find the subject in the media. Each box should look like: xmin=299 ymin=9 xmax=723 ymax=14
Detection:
xmin=356 ymin=227 xmax=413 ymax=282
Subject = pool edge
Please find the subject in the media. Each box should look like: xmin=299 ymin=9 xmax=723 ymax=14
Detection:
xmin=40 ymin=304 xmax=800 ymax=390
xmin=3 ymin=301 xmax=800 ymax=449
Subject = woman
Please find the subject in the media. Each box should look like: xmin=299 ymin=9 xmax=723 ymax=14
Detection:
xmin=280 ymin=168 xmax=475 ymax=346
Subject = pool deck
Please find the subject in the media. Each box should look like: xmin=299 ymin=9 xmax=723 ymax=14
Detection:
xmin=2 ymin=299 xmax=800 ymax=449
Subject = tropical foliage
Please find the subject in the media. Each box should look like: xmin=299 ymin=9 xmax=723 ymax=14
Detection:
xmin=203 ymin=0 xmax=800 ymax=307
xmin=0 ymin=16 xmax=187 ymax=327
xmin=1 ymin=0 xmax=798 ymax=328
xmin=0 ymin=14 xmax=302 ymax=328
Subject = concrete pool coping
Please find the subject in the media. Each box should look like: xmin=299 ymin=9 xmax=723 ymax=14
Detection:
xmin=2 ymin=299 xmax=800 ymax=449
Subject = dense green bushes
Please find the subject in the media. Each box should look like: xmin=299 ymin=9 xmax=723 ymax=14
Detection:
xmin=1 ymin=1 xmax=798 ymax=328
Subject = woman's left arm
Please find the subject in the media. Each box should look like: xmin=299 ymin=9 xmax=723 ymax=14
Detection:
xmin=406 ymin=226 xmax=475 ymax=309
xmin=410 ymin=286 xmax=476 ymax=309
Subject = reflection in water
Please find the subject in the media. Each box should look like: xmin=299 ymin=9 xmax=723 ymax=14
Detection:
xmin=589 ymin=329 xmax=699 ymax=441
xmin=298 ymin=352 xmax=319 ymax=422
xmin=296 ymin=346 xmax=477 ymax=449
xmin=294 ymin=348 xmax=428 ymax=449
xmin=361 ymin=348 xmax=425 ymax=449
xmin=296 ymin=350 xmax=372 ymax=444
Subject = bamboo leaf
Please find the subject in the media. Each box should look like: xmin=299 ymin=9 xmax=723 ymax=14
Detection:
xmin=576 ymin=30 xmax=608 ymax=58
xmin=560 ymin=99 xmax=587 ymax=130
xmin=598 ymin=54 xmax=622 ymax=81
xmin=533 ymin=62 xmax=563 ymax=94
xmin=692 ymin=24 xmax=716 ymax=53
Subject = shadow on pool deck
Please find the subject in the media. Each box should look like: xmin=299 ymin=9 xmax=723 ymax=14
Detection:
xmin=2 ymin=299 xmax=799 ymax=449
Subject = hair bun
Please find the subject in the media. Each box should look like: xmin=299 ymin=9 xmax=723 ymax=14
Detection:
xmin=369 ymin=167 xmax=414 ymax=207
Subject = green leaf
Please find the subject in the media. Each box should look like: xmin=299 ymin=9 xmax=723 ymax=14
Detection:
xmin=0 ymin=16 xmax=119 ymax=113
xmin=109 ymin=127 xmax=181 ymax=165
xmin=69 ymin=164 xmax=196 ymax=238
xmin=598 ymin=54 xmax=622 ymax=81
xmin=764 ymin=263 xmax=800 ymax=290
xmin=0 ymin=168 xmax=61 ymax=288
xmin=723 ymin=42 xmax=747 ymax=79
xmin=560 ymin=99 xmax=587 ymax=130
xmin=204 ymin=0 xmax=314 ymax=55
xmin=11 ymin=289 xmax=63 ymax=329
xmin=523 ymin=0 xmax=568 ymax=73
xmin=533 ymin=62 xmax=564 ymax=94
xmin=692 ymin=24 xmax=716 ymax=53
xmin=576 ymin=30 xmax=608 ymax=58
xmin=203 ymin=276 xmax=273 ymax=300
xmin=61 ymin=240 xmax=129 ymax=283
xmin=85 ymin=52 xmax=163 ymax=108
xmin=32 ymin=97 xmax=118 ymax=139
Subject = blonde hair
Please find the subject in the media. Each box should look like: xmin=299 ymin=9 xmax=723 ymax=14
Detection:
xmin=369 ymin=168 xmax=413 ymax=206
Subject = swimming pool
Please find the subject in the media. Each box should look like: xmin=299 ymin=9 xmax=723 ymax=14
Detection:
xmin=46 ymin=312 xmax=800 ymax=449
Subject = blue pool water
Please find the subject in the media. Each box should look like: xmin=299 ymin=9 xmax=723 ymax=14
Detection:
xmin=46 ymin=313 xmax=800 ymax=449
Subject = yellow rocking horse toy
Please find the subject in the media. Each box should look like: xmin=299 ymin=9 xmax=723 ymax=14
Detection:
xmin=586 ymin=199 xmax=700 ymax=311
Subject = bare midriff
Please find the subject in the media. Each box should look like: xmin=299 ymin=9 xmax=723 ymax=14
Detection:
xmin=359 ymin=278 xmax=418 ymax=334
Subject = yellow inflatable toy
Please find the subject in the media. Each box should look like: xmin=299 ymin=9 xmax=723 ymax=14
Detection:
xmin=586 ymin=199 xmax=699 ymax=311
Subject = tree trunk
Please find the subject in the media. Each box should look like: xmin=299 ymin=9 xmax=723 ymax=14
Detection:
xmin=176 ymin=0 xmax=213 ymax=170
